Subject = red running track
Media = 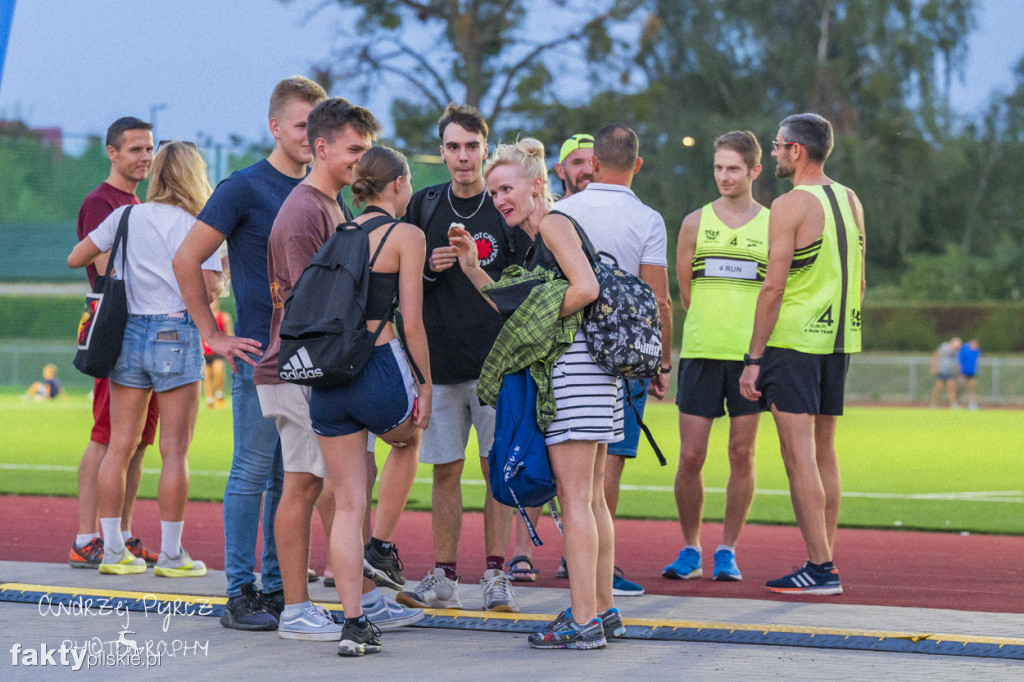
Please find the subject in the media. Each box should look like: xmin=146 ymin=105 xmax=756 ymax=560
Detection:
xmin=2 ymin=495 xmax=1021 ymax=614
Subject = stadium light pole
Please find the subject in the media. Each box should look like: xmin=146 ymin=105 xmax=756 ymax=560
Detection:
xmin=150 ymin=103 xmax=168 ymax=142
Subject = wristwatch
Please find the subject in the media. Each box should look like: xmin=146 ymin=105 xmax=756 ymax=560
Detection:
xmin=660 ymin=365 xmax=672 ymax=375
xmin=743 ymin=353 xmax=762 ymax=366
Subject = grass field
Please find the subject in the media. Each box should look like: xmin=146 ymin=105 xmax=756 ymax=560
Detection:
xmin=1 ymin=392 xmax=1021 ymax=535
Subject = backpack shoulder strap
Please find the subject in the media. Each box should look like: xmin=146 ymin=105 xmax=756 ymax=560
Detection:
xmin=418 ymin=183 xmax=445 ymax=232
xmin=548 ymin=209 xmax=598 ymax=266
xmin=368 ymin=219 xmax=402 ymax=269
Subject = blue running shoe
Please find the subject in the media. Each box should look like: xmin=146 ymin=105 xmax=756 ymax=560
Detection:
xmin=599 ymin=607 xmax=626 ymax=639
xmin=611 ymin=567 xmax=644 ymax=596
xmin=712 ymin=549 xmax=742 ymax=581
xmin=662 ymin=548 xmax=702 ymax=579
xmin=529 ymin=617 xmax=606 ymax=650
xmin=766 ymin=562 xmax=842 ymax=595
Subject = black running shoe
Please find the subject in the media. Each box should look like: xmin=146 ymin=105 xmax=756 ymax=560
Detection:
xmin=260 ymin=588 xmax=285 ymax=619
xmin=528 ymin=617 xmax=606 ymax=650
xmin=220 ymin=584 xmax=278 ymax=631
xmin=337 ymin=619 xmax=383 ymax=657
xmin=363 ymin=543 xmax=406 ymax=590
xmin=766 ymin=561 xmax=843 ymax=595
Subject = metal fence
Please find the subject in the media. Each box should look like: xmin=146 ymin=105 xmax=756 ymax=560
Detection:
xmin=4 ymin=342 xmax=1022 ymax=406
xmin=845 ymin=354 xmax=1024 ymax=406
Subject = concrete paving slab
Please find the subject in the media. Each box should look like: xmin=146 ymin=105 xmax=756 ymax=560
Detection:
xmin=2 ymin=561 xmax=1022 ymax=679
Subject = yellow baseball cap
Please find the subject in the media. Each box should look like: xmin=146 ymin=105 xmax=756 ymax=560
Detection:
xmin=559 ymin=133 xmax=594 ymax=164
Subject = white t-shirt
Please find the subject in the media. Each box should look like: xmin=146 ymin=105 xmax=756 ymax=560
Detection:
xmin=89 ymin=203 xmax=221 ymax=315
xmin=553 ymin=182 xmax=668 ymax=275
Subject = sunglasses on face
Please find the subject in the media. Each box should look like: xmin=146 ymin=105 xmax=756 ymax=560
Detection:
xmin=771 ymin=139 xmax=802 ymax=151
xmin=157 ymin=140 xmax=197 ymax=152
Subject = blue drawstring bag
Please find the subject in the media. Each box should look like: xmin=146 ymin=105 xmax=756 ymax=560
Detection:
xmin=488 ymin=369 xmax=560 ymax=545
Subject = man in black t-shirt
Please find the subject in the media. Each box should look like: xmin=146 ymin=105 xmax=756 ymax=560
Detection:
xmin=397 ymin=104 xmax=531 ymax=613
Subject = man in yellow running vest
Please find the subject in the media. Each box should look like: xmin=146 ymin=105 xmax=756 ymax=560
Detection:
xmin=663 ymin=131 xmax=767 ymax=583
xmin=739 ymin=113 xmax=865 ymax=595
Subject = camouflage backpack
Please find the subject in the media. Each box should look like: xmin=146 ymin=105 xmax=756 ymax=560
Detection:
xmin=551 ymin=211 xmax=663 ymax=380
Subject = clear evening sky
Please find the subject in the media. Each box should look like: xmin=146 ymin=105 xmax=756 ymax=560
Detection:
xmin=1 ymin=0 xmax=1021 ymax=149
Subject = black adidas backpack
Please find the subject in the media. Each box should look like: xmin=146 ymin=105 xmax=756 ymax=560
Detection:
xmin=277 ymin=215 xmax=398 ymax=387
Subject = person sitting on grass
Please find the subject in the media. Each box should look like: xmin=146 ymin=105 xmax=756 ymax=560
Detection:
xmin=25 ymin=364 xmax=65 ymax=401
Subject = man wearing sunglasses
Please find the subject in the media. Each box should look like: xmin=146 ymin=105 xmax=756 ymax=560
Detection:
xmin=739 ymin=113 xmax=866 ymax=595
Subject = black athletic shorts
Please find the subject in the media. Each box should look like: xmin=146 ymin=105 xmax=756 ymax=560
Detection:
xmin=758 ymin=347 xmax=850 ymax=416
xmin=676 ymin=358 xmax=762 ymax=419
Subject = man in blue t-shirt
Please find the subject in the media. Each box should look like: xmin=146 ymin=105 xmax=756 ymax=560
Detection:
xmin=173 ymin=76 xmax=329 ymax=631
xmin=958 ymin=338 xmax=981 ymax=410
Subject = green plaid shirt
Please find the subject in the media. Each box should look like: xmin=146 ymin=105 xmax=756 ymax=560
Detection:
xmin=476 ymin=266 xmax=582 ymax=429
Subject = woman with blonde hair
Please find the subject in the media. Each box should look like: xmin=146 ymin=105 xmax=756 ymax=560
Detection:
xmin=69 ymin=141 xmax=223 ymax=577
xmin=309 ymin=145 xmax=431 ymax=655
xmin=451 ymin=137 xmax=623 ymax=650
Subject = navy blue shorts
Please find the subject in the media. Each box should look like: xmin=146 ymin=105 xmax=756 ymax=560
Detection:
xmin=309 ymin=339 xmax=416 ymax=437
xmin=676 ymin=358 xmax=762 ymax=419
xmin=758 ymin=347 xmax=850 ymax=416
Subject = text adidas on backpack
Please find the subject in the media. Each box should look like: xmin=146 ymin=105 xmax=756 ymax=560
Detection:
xmin=279 ymin=347 xmax=324 ymax=382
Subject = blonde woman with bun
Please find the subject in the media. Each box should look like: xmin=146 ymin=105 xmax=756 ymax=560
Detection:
xmin=451 ymin=137 xmax=623 ymax=650
xmin=68 ymin=141 xmax=223 ymax=578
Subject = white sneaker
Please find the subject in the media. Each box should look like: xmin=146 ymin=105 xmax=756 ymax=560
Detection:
xmin=278 ymin=603 xmax=343 ymax=641
xmin=363 ymin=591 xmax=425 ymax=630
xmin=481 ymin=569 xmax=517 ymax=612
xmin=395 ymin=568 xmax=463 ymax=609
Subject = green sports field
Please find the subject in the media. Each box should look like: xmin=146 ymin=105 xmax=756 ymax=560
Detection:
xmin=1 ymin=392 xmax=1021 ymax=535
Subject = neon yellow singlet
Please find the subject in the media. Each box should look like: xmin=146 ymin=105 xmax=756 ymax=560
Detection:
xmin=768 ymin=183 xmax=863 ymax=355
xmin=681 ymin=204 xmax=769 ymax=360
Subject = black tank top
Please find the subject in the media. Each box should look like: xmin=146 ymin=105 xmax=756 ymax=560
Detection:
xmin=362 ymin=205 xmax=401 ymax=320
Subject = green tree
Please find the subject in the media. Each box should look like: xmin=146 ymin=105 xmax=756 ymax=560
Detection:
xmin=301 ymin=0 xmax=644 ymax=149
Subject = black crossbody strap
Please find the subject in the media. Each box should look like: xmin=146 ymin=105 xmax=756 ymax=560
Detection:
xmin=106 ymin=205 xmax=132 ymax=280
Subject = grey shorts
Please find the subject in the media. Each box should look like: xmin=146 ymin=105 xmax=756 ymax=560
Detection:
xmin=419 ymin=380 xmax=495 ymax=465
xmin=257 ymin=382 xmax=326 ymax=479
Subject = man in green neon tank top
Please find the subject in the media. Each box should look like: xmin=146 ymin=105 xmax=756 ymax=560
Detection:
xmin=663 ymin=131 xmax=768 ymax=584
xmin=739 ymin=113 xmax=866 ymax=596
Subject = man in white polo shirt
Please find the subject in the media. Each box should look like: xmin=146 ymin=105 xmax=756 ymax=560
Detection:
xmin=553 ymin=124 xmax=673 ymax=596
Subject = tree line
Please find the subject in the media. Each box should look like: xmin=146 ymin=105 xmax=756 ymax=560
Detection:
xmin=311 ymin=0 xmax=1022 ymax=301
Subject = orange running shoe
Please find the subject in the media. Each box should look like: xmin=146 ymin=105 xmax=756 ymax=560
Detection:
xmin=69 ymin=538 xmax=104 ymax=569
xmin=126 ymin=537 xmax=159 ymax=567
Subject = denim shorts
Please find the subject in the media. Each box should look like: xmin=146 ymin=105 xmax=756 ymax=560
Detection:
xmin=109 ymin=313 xmax=204 ymax=393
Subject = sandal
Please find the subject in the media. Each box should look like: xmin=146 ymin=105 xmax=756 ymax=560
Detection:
xmin=507 ymin=555 xmax=538 ymax=582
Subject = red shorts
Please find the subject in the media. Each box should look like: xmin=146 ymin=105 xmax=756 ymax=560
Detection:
xmin=90 ymin=377 xmax=159 ymax=445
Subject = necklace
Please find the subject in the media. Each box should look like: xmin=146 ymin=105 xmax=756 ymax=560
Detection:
xmin=447 ymin=183 xmax=486 ymax=221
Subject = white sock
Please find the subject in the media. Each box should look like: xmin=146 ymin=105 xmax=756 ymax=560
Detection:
xmin=716 ymin=544 xmax=735 ymax=555
xmin=361 ymin=588 xmax=381 ymax=607
xmin=75 ymin=533 xmax=99 ymax=547
xmin=121 ymin=530 xmax=132 ymax=542
xmin=160 ymin=520 xmax=184 ymax=558
xmin=282 ymin=601 xmax=311 ymax=617
xmin=100 ymin=518 xmax=125 ymax=553
xmin=685 ymin=545 xmax=702 ymax=554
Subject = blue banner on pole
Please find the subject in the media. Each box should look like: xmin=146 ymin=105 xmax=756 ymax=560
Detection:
xmin=0 ymin=0 xmax=17 ymax=93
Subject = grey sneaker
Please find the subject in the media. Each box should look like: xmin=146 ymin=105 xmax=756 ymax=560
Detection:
xmin=539 ymin=608 xmax=573 ymax=635
xmin=153 ymin=547 xmax=207 ymax=578
xmin=363 ymin=591 xmax=425 ymax=630
xmin=481 ymin=569 xmax=517 ymax=612
xmin=278 ymin=603 xmax=343 ymax=641
xmin=97 ymin=546 xmax=146 ymax=575
xmin=395 ymin=568 xmax=463 ymax=609
xmin=599 ymin=607 xmax=626 ymax=639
